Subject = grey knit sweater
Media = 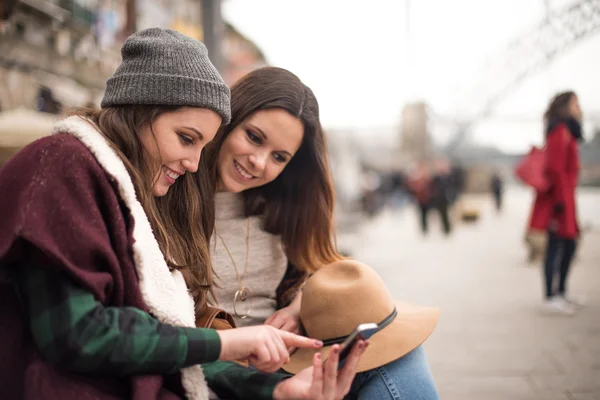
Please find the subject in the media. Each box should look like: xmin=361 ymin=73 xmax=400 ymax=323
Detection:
xmin=211 ymin=192 xmax=288 ymax=327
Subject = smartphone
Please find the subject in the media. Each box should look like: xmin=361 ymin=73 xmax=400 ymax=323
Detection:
xmin=335 ymin=323 xmax=379 ymax=369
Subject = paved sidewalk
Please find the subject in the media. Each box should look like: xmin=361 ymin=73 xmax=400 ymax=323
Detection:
xmin=347 ymin=188 xmax=600 ymax=400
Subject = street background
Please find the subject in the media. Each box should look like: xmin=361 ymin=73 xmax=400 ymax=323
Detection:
xmin=349 ymin=188 xmax=600 ymax=400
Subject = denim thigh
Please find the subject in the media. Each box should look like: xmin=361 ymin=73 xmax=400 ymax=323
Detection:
xmin=345 ymin=346 xmax=439 ymax=400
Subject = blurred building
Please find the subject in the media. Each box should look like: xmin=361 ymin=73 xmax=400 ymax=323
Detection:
xmin=398 ymin=102 xmax=434 ymax=167
xmin=222 ymin=21 xmax=267 ymax=85
xmin=0 ymin=0 xmax=266 ymax=114
xmin=0 ymin=0 xmax=132 ymax=113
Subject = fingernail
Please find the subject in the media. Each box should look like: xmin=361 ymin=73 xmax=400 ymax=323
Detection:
xmin=315 ymin=340 xmax=323 ymax=346
xmin=316 ymin=353 xmax=321 ymax=360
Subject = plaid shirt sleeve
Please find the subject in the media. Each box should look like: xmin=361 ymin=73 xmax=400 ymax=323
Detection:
xmin=202 ymin=361 xmax=289 ymax=400
xmin=13 ymin=262 xmax=221 ymax=375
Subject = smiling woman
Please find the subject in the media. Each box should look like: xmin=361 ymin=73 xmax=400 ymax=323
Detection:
xmin=199 ymin=66 xmax=440 ymax=400
xmin=201 ymin=67 xmax=340 ymax=277
xmin=137 ymin=107 xmax=222 ymax=196
xmin=0 ymin=27 xmax=235 ymax=400
xmin=217 ymin=108 xmax=304 ymax=193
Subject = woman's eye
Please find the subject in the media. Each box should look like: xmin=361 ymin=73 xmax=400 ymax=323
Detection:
xmin=178 ymin=134 xmax=194 ymax=146
xmin=273 ymin=153 xmax=286 ymax=163
xmin=246 ymin=130 xmax=261 ymax=144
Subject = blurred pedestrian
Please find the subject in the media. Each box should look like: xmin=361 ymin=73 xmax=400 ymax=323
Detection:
xmin=405 ymin=161 xmax=452 ymax=236
xmin=528 ymin=91 xmax=585 ymax=315
xmin=490 ymin=171 xmax=504 ymax=212
xmin=405 ymin=163 xmax=432 ymax=234
xmin=361 ymin=169 xmax=383 ymax=217
xmin=446 ymin=163 xmax=466 ymax=206
xmin=430 ymin=159 xmax=452 ymax=235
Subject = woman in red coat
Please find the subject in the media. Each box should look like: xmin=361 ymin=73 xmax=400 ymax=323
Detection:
xmin=529 ymin=91 xmax=584 ymax=315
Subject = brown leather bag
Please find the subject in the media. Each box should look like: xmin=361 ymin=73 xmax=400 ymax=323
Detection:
xmin=196 ymin=306 xmax=249 ymax=367
xmin=196 ymin=306 xmax=237 ymax=330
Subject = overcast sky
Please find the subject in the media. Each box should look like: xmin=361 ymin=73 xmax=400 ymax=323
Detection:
xmin=223 ymin=0 xmax=600 ymax=153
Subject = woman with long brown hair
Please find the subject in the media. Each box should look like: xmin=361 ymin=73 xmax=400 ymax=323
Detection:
xmin=529 ymin=90 xmax=585 ymax=315
xmin=0 ymin=29 xmax=365 ymax=400
xmin=201 ymin=66 xmax=439 ymax=399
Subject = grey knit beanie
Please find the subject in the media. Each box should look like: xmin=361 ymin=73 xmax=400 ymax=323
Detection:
xmin=101 ymin=28 xmax=231 ymax=124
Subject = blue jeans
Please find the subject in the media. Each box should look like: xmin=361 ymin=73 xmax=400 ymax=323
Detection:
xmin=543 ymin=231 xmax=577 ymax=298
xmin=345 ymin=346 xmax=439 ymax=400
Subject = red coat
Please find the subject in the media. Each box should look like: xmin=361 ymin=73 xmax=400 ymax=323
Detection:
xmin=528 ymin=123 xmax=580 ymax=239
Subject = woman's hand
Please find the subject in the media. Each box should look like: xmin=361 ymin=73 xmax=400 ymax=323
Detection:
xmin=272 ymin=341 xmax=368 ymax=400
xmin=265 ymin=306 xmax=302 ymax=335
xmin=217 ymin=326 xmax=322 ymax=373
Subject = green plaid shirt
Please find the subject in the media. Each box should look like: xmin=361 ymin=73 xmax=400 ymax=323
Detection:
xmin=13 ymin=264 xmax=286 ymax=399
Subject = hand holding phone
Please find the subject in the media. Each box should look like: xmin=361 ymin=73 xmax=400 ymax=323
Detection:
xmin=332 ymin=323 xmax=378 ymax=369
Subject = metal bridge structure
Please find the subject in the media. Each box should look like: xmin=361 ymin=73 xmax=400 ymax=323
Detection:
xmin=445 ymin=0 xmax=600 ymax=151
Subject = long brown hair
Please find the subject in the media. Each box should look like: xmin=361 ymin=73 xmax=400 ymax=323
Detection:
xmin=544 ymin=91 xmax=576 ymax=127
xmin=74 ymin=106 xmax=214 ymax=313
xmin=200 ymin=67 xmax=342 ymax=272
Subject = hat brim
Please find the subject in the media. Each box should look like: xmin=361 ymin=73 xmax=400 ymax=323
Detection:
xmin=282 ymin=302 xmax=439 ymax=374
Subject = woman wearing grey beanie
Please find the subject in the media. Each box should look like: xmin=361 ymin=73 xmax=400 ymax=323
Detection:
xmin=0 ymin=28 xmax=364 ymax=400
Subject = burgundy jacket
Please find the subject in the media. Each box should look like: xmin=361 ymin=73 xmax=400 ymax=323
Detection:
xmin=0 ymin=117 xmax=210 ymax=399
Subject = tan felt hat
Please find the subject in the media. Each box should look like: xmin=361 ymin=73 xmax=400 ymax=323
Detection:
xmin=283 ymin=260 xmax=439 ymax=374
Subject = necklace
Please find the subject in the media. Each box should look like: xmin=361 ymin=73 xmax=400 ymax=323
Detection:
xmin=215 ymin=217 xmax=253 ymax=319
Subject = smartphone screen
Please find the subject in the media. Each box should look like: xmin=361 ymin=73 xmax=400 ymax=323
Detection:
xmin=336 ymin=323 xmax=378 ymax=369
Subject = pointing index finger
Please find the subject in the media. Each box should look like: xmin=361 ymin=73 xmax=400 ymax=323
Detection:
xmin=278 ymin=330 xmax=323 ymax=349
